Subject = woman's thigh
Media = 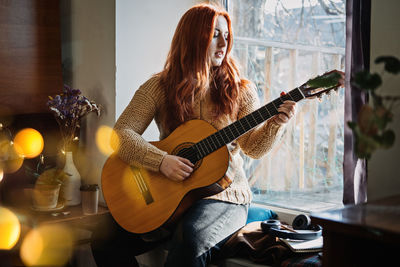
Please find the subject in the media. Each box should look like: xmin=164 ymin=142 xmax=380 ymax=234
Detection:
xmin=176 ymin=199 xmax=248 ymax=257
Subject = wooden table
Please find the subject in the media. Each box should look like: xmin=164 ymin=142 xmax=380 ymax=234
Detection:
xmin=30 ymin=204 xmax=109 ymax=224
xmin=311 ymin=195 xmax=400 ymax=267
xmin=26 ymin=204 xmax=110 ymax=243
xmin=1 ymin=204 xmax=110 ymax=266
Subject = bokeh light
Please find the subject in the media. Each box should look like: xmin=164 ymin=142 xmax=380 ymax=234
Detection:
xmin=13 ymin=128 xmax=44 ymax=158
xmin=0 ymin=207 xmax=21 ymax=250
xmin=0 ymin=168 xmax=3 ymax=182
xmin=96 ymin=125 xmax=119 ymax=156
xmin=20 ymin=224 xmax=74 ymax=266
xmin=0 ymin=140 xmax=24 ymax=173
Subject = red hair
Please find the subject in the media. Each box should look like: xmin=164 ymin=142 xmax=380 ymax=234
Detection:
xmin=159 ymin=3 xmax=250 ymax=132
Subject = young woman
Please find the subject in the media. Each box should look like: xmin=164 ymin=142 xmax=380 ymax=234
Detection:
xmin=91 ymin=3 xmax=296 ymax=267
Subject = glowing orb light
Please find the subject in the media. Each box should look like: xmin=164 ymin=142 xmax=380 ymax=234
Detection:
xmin=0 ymin=207 xmax=21 ymax=250
xmin=20 ymin=224 xmax=74 ymax=266
xmin=0 ymin=141 xmax=24 ymax=173
xmin=14 ymin=128 xmax=44 ymax=158
xmin=96 ymin=125 xmax=119 ymax=156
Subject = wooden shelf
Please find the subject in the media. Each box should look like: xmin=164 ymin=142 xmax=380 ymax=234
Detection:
xmin=311 ymin=195 xmax=400 ymax=267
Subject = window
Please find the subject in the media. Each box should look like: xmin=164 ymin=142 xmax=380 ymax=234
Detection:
xmin=228 ymin=0 xmax=346 ymax=212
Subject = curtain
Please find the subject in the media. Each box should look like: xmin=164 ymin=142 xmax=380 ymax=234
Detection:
xmin=343 ymin=0 xmax=371 ymax=204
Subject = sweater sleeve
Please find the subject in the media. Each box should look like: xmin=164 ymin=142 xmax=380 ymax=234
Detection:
xmin=236 ymin=85 xmax=284 ymax=159
xmin=111 ymin=77 xmax=167 ymax=171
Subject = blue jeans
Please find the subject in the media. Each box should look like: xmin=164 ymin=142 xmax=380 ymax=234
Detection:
xmin=164 ymin=199 xmax=248 ymax=267
xmin=91 ymin=199 xmax=248 ymax=267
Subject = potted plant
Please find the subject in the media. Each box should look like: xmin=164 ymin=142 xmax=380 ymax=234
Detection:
xmin=348 ymin=55 xmax=400 ymax=159
xmin=31 ymin=167 xmax=68 ymax=210
xmin=47 ymin=84 xmax=101 ymax=206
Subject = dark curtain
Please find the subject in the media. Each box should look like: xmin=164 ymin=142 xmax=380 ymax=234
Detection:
xmin=343 ymin=0 xmax=371 ymax=204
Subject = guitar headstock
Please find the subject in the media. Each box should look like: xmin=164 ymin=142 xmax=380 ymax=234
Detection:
xmin=299 ymin=70 xmax=344 ymax=99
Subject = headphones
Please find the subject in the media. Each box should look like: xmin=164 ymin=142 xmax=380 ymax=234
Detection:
xmin=261 ymin=214 xmax=322 ymax=240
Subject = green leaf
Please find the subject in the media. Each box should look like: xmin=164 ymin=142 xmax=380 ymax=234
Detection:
xmin=36 ymin=168 xmax=68 ymax=185
xmin=358 ymin=133 xmax=380 ymax=158
xmin=306 ymin=71 xmax=342 ymax=88
xmin=347 ymin=121 xmax=357 ymax=129
xmin=375 ymin=56 xmax=400 ymax=74
xmin=352 ymin=71 xmax=382 ymax=91
xmin=380 ymin=130 xmax=395 ymax=148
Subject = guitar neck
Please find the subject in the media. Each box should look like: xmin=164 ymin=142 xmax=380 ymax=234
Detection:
xmin=192 ymin=87 xmax=305 ymax=160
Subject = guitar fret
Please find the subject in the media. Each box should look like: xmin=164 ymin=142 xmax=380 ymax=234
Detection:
xmin=237 ymin=119 xmax=246 ymax=133
xmin=199 ymin=141 xmax=208 ymax=155
xmin=266 ymin=103 xmax=277 ymax=116
xmin=222 ymin=128 xmax=230 ymax=143
xmin=210 ymin=136 xmax=217 ymax=150
xmin=195 ymin=143 xmax=205 ymax=158
xmin=210 ymin=135 xmax=220 ymax=149
xmin=205 ymin=139 xmax=213 ymax=153
xmin=196 ymin=143 xmax=203 ymax=157
xmin=260 ymin=107 xmax=271 ymax=118
xmin=286 ymin=92 xmax=295 ymax=101
xmin=205 ymin=137 xmax=213 ymax=151
xmin=233 ymin=123 xmax=241 ymax=137
xmin=273 ymin=98 xmax=284 ymax=108
xmin=251 ymin=113 xmax=258 ymax=125
xmin=215 ymin=132 xmax=224 ymax=147
xmin=227 ymin=125 xmax=235 ymax=139
xmin=289 ymin=88 xmax=304 ymax=102
xmin=200 ymin=142 xmax=208 ymax=156
xmin=243 ymin=116 xmax=251 ymax=129
xmin=217 ymin=133 xmax=223 ymax=147
xmin=257 ymin=109 xmax=265 ymax=121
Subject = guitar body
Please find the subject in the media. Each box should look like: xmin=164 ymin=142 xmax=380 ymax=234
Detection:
xmin=101 ymin=119 xmax=230 ymax=234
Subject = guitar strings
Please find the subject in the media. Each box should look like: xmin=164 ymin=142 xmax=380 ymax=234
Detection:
xmin=175 ymin=91 xmax=299 ymax=162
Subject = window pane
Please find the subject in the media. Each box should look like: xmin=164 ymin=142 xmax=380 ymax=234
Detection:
xmin=229 ymin=0 xmax=346 ymax=212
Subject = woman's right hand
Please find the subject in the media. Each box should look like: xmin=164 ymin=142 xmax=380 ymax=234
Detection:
xmin=160 ymin=154 xmax=194 ymax=182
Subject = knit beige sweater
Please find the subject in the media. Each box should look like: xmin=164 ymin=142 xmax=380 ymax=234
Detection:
xmin=113 ymin=75 xmax=283 ymax=205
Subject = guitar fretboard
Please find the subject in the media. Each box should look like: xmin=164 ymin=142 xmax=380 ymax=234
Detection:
xmin=192 ymin=87 xmax=304 ymax=160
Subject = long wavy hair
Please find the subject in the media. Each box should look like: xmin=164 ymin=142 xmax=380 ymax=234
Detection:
xmin=159 ymin=3 xmax=250 ymax=132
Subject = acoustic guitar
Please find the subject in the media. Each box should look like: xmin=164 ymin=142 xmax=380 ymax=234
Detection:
xmin=101 ymin=71 xmax=342 ymax=234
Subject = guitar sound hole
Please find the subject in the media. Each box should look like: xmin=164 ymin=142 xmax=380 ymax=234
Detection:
xmin=172 ymin=143 xmax=202 ymax=170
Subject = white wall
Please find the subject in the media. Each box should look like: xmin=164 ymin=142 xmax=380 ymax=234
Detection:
xmin=368 ymin=0 xmax=400 ymax=201
xmin=60 ymin=0 xmax=115 ymax=193
xmin=116 ymin=0 xmax=201 ymax=140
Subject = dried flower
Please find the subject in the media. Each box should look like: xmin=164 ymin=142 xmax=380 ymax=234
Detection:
xmin=47 ymin=85 xmax=101 ymax=151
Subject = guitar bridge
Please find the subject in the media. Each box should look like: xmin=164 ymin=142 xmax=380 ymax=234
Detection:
xmin=131 ymin=166 xmax=154 ymax=205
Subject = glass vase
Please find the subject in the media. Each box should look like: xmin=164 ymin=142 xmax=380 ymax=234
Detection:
xmin=63 ymin=151 xmax=81 ymax=206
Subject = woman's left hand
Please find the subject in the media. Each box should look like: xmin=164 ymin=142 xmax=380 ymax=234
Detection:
xmin=273 ymin=100 xmax=296 ymax=125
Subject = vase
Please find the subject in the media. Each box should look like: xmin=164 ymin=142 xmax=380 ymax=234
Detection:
xmin=63 ymin=151 xmax=81 ymax=206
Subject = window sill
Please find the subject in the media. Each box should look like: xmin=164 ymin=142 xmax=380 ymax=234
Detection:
xmin=251 ymin=202 xmax=303 ymax=224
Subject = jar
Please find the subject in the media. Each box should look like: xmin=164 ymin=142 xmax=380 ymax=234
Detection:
xmin=80 ymin=184 xmax=99 ymax=215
